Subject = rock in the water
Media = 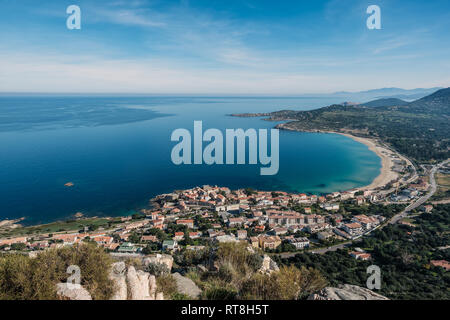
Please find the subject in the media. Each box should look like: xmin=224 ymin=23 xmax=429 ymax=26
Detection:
xmin=172 ymin=272 xmax=202 ymax=299
xmin=56 ymin=283 xmax=92 ymax=300
xmin=308 ymin=284 xmax=389 ymax=300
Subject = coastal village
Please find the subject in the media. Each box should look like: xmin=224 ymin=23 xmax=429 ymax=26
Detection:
xmin=0 ymin=167 xmax=441 ymax=263
xmin=0 ymin=185 xmax=386 ymax=257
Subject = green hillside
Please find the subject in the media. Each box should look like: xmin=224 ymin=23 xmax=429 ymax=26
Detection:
xmin=251 ymin=88 xmax=450 ymax=163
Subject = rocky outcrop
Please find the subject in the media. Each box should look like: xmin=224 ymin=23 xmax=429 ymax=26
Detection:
xmin=143 ymin=254 xmax=174 ymax=271
xmin=172 ymin=272 xmax=202 ymax=299
xmin=56 ymin=283 xmax=92 ymax=300
xmin=308 ymin=284 xmax=389 ymax=300
xmin=258 ymin=255 xmax=279 ymax=274
xmin=109 ymin=262 xmax=162 ymax=300
xmin=109 ymin=261 xmax=127 ymax=300
xmin=126 ymin=266 xmax=155 ymax=300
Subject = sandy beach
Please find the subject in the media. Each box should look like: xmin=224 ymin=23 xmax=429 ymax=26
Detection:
xmin=337 ymin=133 xmax=400 ymax=191
xmin=275 ymin=122 xmax=404 ymax=191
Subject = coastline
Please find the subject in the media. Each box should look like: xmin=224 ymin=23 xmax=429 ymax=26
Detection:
xmin=274 ymin=123 xmax=404 ymax=192
xmin=2 ymin=123 xmax=406 ymax=230
xmin=336 ymin=133 xmax=398 ymax=191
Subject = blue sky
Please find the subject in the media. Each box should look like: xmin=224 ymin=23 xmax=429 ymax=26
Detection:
xmin=0 ymin=0 xmax=449 ymax=94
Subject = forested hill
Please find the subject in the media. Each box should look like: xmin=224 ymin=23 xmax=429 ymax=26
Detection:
xmin=359 ymin=98 xmax=408 ymax=108
xmin=238 ymin=88 xmax=450 ymax=163
xmin=401 ymin=87 xmax=450 ymax=115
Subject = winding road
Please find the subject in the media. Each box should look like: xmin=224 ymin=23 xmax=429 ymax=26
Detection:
xmin=389 ymin=159 xmax=449 ymax=224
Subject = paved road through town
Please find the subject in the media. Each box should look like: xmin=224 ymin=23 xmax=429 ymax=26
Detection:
xmin=389 ymin=159 xmax=449 ymax=224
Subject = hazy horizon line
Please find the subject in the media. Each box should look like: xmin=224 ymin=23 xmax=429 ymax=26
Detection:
xmin=0 ymin=86 xmax=446 ymax=97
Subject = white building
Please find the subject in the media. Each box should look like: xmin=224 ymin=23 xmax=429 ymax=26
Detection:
xmin=288 ymin=237 xmax=310 ymax=250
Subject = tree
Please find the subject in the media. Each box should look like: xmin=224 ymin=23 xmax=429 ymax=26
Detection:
xmin=142 ymin=243 xmax=159 ymax=254
xmin=128 ymin=232 xmax=141 ymax=244
xmin=181 ymin=232 xmax=194 ymax=246
xmin=147 ymin=228 xmax=167 ymax=241
xmin=132 ymin=213 xmax=145 ymax=220
xmin=145 ymin=262 xmax=170 ymax=276
xmin=10 ymin=243 xmax=27 ymax=251
xmin=244 ymin=188 xmax=257 ymax=196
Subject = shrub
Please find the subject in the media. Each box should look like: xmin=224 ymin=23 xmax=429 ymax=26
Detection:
xmin=174 ymin=247 xmax=210 ymax=267
xmin=217 ymin=262 xmax=236 ymax=283
xmin=123 ymin=257 xmax=143 ymax=270
xmin=240 ymin=265 xmax=327 ymax=300
xmin=247 ymin=253 xmax=264 ymax=271
xmin=0 ymin=254 xmax=37 ymax=300
xmin=156 ymin=274 xmax=178 ymax=298
xmin=202 ymin=280 xmax=239 ymax=300
xmin=216 ymin=242 xmax=261 ymax=276
xmin=0 ymin=244 xmax=114 ymax=300
xmin=204 ymin=286 xmax=238 ymax=300
xmin=145 ymin=262 xmax=170 ymax=276
xmin=10 ymin=243 xmax=27 ymax=251
xmin=171 ymin=292 xmax=191 ymax=300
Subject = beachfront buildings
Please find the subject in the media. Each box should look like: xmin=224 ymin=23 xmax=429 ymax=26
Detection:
xmin=0 ymin=183 xmax=396 ymax=256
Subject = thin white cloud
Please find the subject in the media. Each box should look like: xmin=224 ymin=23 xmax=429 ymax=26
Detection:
xmin=0 ymin=52 xmax=447 ymax=94
xmin=94 ymin=8 xmax=167 ymax=28
xmin=1 ymin=1 xmax=448 ymax=93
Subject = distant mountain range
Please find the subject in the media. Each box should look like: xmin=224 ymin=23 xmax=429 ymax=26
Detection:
xmin=361 ymin=87 xmax=450 ymax=115
xmin=333 ymin=87 xmax=444 ymax=102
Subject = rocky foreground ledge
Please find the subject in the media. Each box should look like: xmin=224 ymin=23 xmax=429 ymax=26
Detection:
xmin=57 ymin=254 xmax=175 ymax=300
xmin=56 ymin=252 xmax=388 ymax=300
xmin=308 ymin=284 xmax=389 ymax=300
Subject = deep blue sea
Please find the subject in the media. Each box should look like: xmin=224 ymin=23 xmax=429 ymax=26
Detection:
xmin=0 ymin=96 xmax=381 ymax=225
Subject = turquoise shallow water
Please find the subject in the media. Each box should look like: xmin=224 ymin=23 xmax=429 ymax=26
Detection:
xmin=0 ymin=96 xmax=380 ymax=225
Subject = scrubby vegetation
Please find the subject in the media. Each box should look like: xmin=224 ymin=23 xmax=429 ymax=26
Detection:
xmin=0 ymin=244 xmax=114 ymax=300
xmin=145 ymin=262 xmax=170 ymax=277
xmin=156 ymin=274 xmax=180 ymax=299
xmin=2 ymin=205 xmax=447 ymax=300
xmin=177 ymin=242 xmax=327 ymax=300
xmin=240 ymin=265 xmax=326 ymax=300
